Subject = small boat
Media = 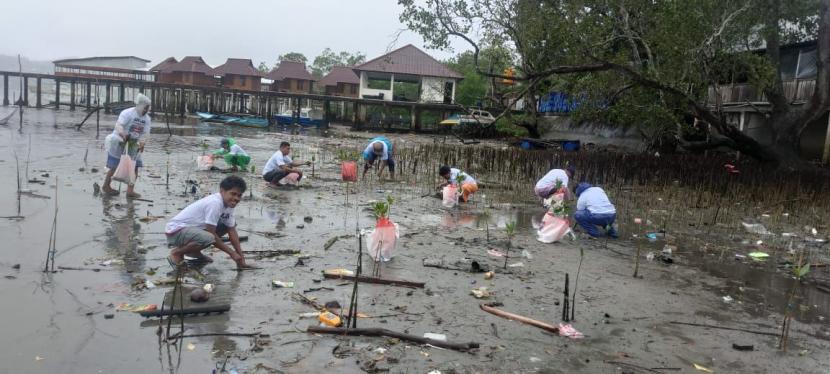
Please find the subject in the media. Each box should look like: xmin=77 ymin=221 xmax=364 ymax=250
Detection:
xmin=196 ymin=112 xmax=269 ymax=128
xmin=273 ymin=108 xmax=323 ymax=127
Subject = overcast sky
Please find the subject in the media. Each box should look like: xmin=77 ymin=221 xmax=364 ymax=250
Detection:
xmin=1 ymin=0 xmax=470 ymax=67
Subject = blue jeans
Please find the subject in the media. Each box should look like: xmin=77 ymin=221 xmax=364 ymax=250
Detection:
xmin=363 ymin=152 xmax=396 ymax=174
xmin=574 ymin=210 xmax=618 ymax=238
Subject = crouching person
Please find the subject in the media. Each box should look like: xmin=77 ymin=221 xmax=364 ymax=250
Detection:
xmin=165 ymin=175 xmax=252 ymax=269
xmin=574 ymin=182 xmax=618 ymax=238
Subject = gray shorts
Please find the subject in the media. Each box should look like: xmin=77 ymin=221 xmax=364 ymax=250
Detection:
xmin=167 ymin=224 xmax=228 ymax=248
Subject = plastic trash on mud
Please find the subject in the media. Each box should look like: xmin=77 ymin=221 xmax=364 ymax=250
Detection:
xmin=742 ymin=221 xmax=773 ymax=235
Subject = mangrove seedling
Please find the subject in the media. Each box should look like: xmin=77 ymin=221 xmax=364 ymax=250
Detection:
xmin=200 ymin=140 xmax=208 ymax=156
xmin=571 ymin=247 xmax=584 ymax=321
xmin=779 ymin=250 xmax=810 ymax=351
xmin=633 ymin=218 xmax=643 ymax=278
xmin=503 ymin=221 xmax=516 ymax=269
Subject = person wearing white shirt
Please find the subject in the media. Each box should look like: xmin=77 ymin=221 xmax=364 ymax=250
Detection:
xmin=262 ymin=141 xmax=310 ymax=186
xmin=362 ymin=136 xmax=396 ymax=179
xmin=535 ymin=165 xmax=575 ymax=200
xmin=165 ymin=176 xmax=253 ymax=269
xmin=438 ymin=165 xmax=478 ymax=202
xmin=213 ymin=138 xmax=251 ymax=171
xmin=102 ymin=93 xmax=152 ymax=198
xmin=574 ymin=182 xmax=618 ymax=238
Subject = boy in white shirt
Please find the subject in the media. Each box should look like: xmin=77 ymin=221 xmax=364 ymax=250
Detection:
xmin=165 ymin=175 xmax=252 ymax=269
xmin=262 ymin=141 xmax=310 ymax=187
xmin=574 ymin=182 xmax=618 ymax=238
xmin=437 ymin=165 xmax=479 ymax=202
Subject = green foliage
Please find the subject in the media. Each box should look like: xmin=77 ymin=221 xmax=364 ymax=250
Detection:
xmin=336 ymin=148 xmax=360 ymax=161
xmin=371 ymin=197 xmax=394 ymax=220
xmin=794 ymin=263 xmax=811 ymax=279
xmin=505 ymin=221 xmax=516 ymax=238
xmin=278 ymin=52 xmax=307 ymax=65
xmin=494 ymin=117 xmax=529 ymax=137
xmin=445 ymin=48 xmax=513 ymax=106
xmin=311 ymin=48 xmax=366 ymax=77
xmin=257 ymin=61 xmax=270 ymax=73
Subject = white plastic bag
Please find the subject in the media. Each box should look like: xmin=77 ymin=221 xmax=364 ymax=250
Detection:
xmin=113 ymin=143 xmax=137 ymax=184
xmin=196 ymin=155 xmax=213 ymax=171
xmin=537 ymin=213 xmax=572 ymax=243
xmin=365 ymin=219 xmax=400 ymax=262
xmin=442 ymin=185 xmax=459 ymax=208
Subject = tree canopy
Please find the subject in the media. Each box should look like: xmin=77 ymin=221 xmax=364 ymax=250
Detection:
xmin=310 ymin=48 xmax=366 ymax=77
xmin=399 ymin=0 xmax=828 ymax=164
xmin=277 ymin=52 xmax=308 ymax=65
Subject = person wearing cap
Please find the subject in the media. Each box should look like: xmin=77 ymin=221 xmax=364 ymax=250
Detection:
xmin=362 ymin=136 xmax=395 ymax=179
xmin=437 ymin=165 xmax=478 ymax=202
xmin=102 ymin=93 xmax=152 ymax=198
xmin=535 ymin=165 xmax=575 ymax=202
xmin=574 ymin=182 xmax=618 ymax=238
xmin=213 ymin=138 xmax=251 ymax=172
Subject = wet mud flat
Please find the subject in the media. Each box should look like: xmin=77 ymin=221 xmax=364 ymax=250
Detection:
xmin=0 ymin=108 xmax=828 ymax=373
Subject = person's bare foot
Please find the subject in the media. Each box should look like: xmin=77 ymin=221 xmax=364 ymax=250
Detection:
xmin=102 ymin=185 xmax=119 ymax=196
xmin=126 ymin=191 xmax=142 ymax=199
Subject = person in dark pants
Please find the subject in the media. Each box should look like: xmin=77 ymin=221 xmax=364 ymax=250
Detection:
xmin=362 ymin=136 xmax=395 ymax=179
xmin=574 ymin=182 xmax=618 ymax=238
xmin=262 ymin=141 xmax=310 ymax=186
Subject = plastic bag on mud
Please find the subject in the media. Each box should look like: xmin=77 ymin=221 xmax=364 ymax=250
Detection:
xmin=113 ymin=145 xmax=137 ymax=184
xmin=365 ymin=218 xmax=399 ymax=262
xmin=537 ymin=213 xmax=571 ymax=243
xmin=196 ymin=155 xmax=213 ymax=171
xmin=442 ymin=185 xmax=459 ymax=208
xmin=279 ymin=172 xmax=300 ymax=186
xmin=341 ymin=161 xmax=357 ymax=182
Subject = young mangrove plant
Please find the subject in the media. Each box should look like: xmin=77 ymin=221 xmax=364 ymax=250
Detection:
xmin=779 ymin=249 xmax=810 ymax=351
xmin=503 ymin=221 xmax=516 ymax=269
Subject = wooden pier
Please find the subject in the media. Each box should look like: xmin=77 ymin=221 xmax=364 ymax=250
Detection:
xmin=0 ymin=70 xmax=460 ymax=131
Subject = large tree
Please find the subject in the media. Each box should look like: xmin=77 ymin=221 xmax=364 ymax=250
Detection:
xmin=445 ymin=46 xmax=513 ymax=107
xmin=399 ymin=0 xmax=828 ymax=164
xmin=277 ymin=52 xmax=308 ymax=65
xmin=310 ymin=48 xmax=367 ymax=77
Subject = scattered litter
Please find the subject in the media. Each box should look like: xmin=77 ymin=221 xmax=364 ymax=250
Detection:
xmin=646 ymin=252 xmax=655 ymax=262
xmin=507 ymin=262 xmax=524 ymax=268
xmin=471 ymin=287 xmax=491 ymax=299
xmin=203 ymin=284 xmax=214 ymax=293
xmin=646 ymin=233 xmax=658 ymax=241
xmin=427 ymin=370 xmax=441 ymax=374
xmin=484 ymin=271 xmax=494 ymax=280
xmin=319 ymin=311 xmax=342 ymax=327
xmin=102 ymin=259 xmax=125 ymax=266
xmin=755 ymin=240 xmax=763 ymax=245
xmin=272 ymin=280 xmax=295 ymax=288
xmin=104 ymin=314 xmax=114 ymax=319
xmin=529 ymin=357 xmax=542 ymax=363
xmin=373 ymin=347 xmax=387 ymax=354
xmin=735 ymin=254 xmax=746 ymax=259
xmin=742 ymin=222 xmax=772 ymax=235
xmin=693 ymin=363 xmax=713 ymax=373
xmin=423 ymin=333 xmax=447 ymax=341
xmin=35 ymin=356 xmax=44 ymax=361
xmin=748 ymin=252 xmax=769 ymax=261
xmin=487 ymin=249 xmax=505 ymax=257
xmin=186 ymin=342 xmax=196 ymax=351
xmin=662 ymin=245 xmax=674 ymax=255
xmin=634 ymin=218 xmax=642 ymax=224
xmin=732 ymin=343 xmax=753 ymax=351
xmin=722 ymin=296 xmax=733 ymax=303
xmin=116 ymin=303 xmax=158 ymax=313
xmin=299 ymin=312 xmax=320 ymax=319
xmin=557 ymin=323 xmax=584 ymax=339
xmin=521 ymin=250 xmax=533 ymax=259
xmin=325 ymin=268 xmax=354 ymax=276
xmin=144 ymin=280 xmax=156 ymax=289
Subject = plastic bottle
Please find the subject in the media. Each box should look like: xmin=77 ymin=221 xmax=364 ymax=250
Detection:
xmin=319 ymin=310 xmax=342 ymax=327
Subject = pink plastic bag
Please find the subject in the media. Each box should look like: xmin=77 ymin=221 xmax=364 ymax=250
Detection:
xmin=279 ymin=172 xmax=300 ymax=186
xmin=558 ymin=323 xmax=584 ymax=339
xmin=442 ymin=185 xmax=459 ymax=208
xmin=196 ymin=155 xmax=213 ymax=171
xmin=537 ymin=214 xmax=571 ymax=243
xmin=366 ymin=218 xmax=399 ymax=262
xmin=113 ymin=145 xmax=137 ymax=185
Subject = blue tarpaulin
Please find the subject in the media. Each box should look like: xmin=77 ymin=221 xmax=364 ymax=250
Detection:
xmin=538 ymin=92 xmax=581 ymax=113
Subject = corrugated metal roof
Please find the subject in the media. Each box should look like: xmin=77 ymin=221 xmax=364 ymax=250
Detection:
xmin=53 ymin=56 xmax=151 ymax=64
xmin=318 ymin=66 xmax=360 ymax=86
xmin=162 ymin=56 xmax=214 ymax=74
xmin=149 ymin=57 xmax=178 ymax=72
xmin=354 ymin=44 xmax=462 ymax=79
xmin=212 ymin=58 xmax=263 ymax=77
xmin=265 ymin=61 xmax=315 ymax=81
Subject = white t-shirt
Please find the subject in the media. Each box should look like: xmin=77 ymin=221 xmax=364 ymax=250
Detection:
xmin=536 ymin=169 xmax=569 ymax=190
xmin=449 ymin=168 xmax=476 ymax=185
xmin=576 ymin=187 xmax=616 ymax=215
xmin=106 ymin=107 xmax=152 ymax=157
xmin=364 ymin=141 xmax=389 ymax=160
xmin=263 ymin=150 xmax=293 ymax=175
xmin=165 ymin=193 xmax=236 ymax=234
xmin=229 ymin=144 xmax=248 ymax=157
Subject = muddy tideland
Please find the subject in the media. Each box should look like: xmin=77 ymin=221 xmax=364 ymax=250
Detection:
xmin=1 ymin=108 xmax=828 ymax=374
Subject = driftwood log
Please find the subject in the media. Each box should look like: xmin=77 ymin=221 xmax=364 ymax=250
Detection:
xmin=306 ymin=327 xmax=478 ymax=351
xmin=322 ymin=273 xmax=425 ymax=288
xmin=480 ymin=304 xmax=559 ymax=334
